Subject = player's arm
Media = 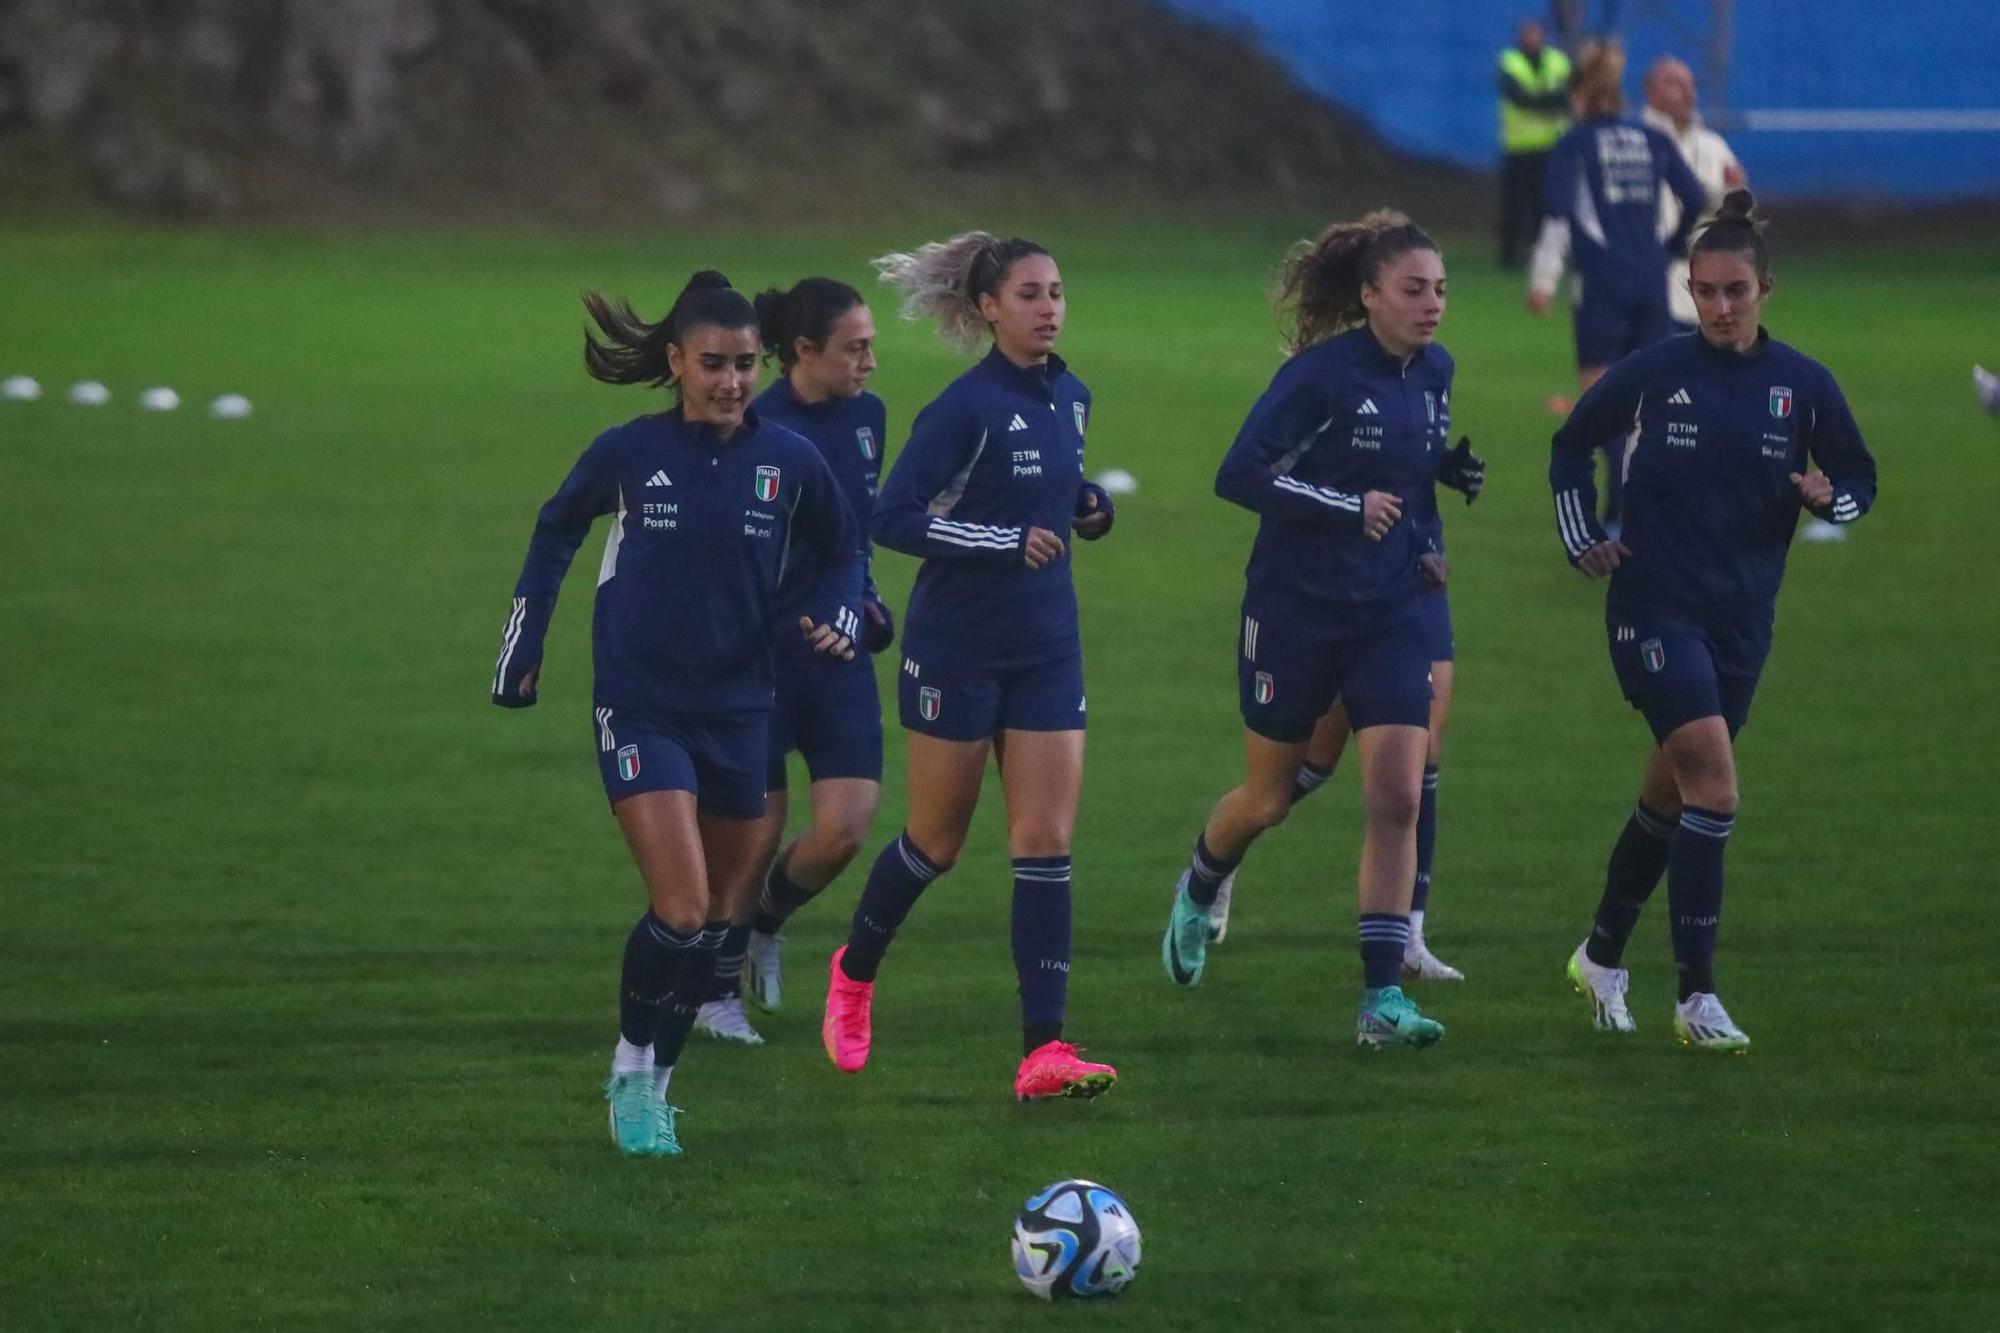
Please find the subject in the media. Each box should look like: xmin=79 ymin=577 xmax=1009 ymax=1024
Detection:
xmin=1215 ymin=363 xmax=1376 ymax=534
xmin=870 ymin=398 xmax=1035 ymax=565
xmin=792 ymin=449 xmax=866 ymax=662
xmin=1550 ymin=358 xmax=1645 ymax=573
xmin=493 ymin=437 xmax=617 ymax=707
xmin=1528 ymin=139 xmax=1577 ymax=311
xmin=1793 ymin=370 xmax=1879 ymax=524
xmin=1656 ymin=130 xmax=1709 ymax=256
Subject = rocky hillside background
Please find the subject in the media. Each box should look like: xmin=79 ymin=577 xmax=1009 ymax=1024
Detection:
xmin=0 ymin=0 xmax=1456 ymax=225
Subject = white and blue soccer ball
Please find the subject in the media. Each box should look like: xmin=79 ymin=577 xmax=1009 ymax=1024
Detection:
xmin=1010 ymin=1178 xmax=1141 ymax=1301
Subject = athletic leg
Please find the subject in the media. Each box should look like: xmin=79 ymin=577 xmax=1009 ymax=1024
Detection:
xmin=1404 ymin=661 xmax=1463 ymax=981
xmin=607 ymin=788 xmax=709 ymax=1155
xmin=823 ymin=734 xmax=984 ymax=1072
xmin=1352 ymin=722 xmax=1445 ymax=1047
xmin=1163 ymin=728 xmax=1311 ymax=987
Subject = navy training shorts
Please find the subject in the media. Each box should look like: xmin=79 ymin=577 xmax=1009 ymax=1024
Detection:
xmin=1607 ymin=607 xmax=1772 ymax=742
xmin=895 ymin=650 xmax=1086 ymax=742
xmin=767 ymin=644 xmax=885 ymax=790
xmin=1239 ymin=593 xmax=1433 ymax=742
xmin=1574 ymin=287 xmax=1675 ymax=370
xmin=593 ymin=705 xmax=768 ymax=821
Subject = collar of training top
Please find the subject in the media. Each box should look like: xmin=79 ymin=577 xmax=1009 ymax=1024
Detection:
xmin=777 ymin=374 xmax=843 ymax=417
xmin=979 ymin=343 xmax=1067 ymax=391
xmin=671 ymin=403 xmax=764 ymax=452
xmin=1356 ymin=325 xmax=1434 ymax=373
xmin=1695 ymin=326 xmax=1771 ymax=364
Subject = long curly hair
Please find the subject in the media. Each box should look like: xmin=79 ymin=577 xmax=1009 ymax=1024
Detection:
xmin=1276 ymin=211 xmax=1438 ymax=353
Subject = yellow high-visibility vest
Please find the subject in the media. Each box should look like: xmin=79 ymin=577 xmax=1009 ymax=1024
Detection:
xmin=1499 ymin=47 xmax=1572 ymax=153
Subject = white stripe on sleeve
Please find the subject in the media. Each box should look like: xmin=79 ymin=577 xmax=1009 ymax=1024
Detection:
xmin=493 ymin=597 xmax=527 ymax=694
xmin=1272 ymin=475 xmax=1362 ymax=512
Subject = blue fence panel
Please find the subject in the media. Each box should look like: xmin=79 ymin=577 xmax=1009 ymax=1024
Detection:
xmin=1159 ymin=0 xmax=2000 ymax=200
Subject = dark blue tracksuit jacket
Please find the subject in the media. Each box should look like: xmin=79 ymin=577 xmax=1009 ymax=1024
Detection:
xmin=495 ymin=406 xmax=865 ymax=716
xmin=1550 ymin=329 xmax=1878 ymax=621
xmin=1544 ymin=114 xmax=1708 ymax=305
xmin=753 ymin=378 xmax=886 ymax=615
xmin=1215 ymin=327 xmax=1457 ymax=634
xmin=870 ymin=347 xmax=1093 ymax=670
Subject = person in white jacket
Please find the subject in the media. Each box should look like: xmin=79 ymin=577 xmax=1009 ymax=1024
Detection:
xmin=1640 ymin=58 xmax=1745 ymax=332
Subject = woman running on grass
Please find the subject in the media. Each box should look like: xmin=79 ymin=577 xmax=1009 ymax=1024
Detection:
xmin=819 ymin=231 xmax=1122 ymax=1102
xmin=492 ymin=271 xmax=864 ymax=1155
xmin=1162 ymin=211 xmax=1463 ymax=1050
xmin=691 ymin=278 xmax=894 ymax=1045
xmin=1553 ymin=191 xmax=1877 ymax=1051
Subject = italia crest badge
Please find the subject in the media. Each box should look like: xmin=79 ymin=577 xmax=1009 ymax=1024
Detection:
xmin=918 ymin=686 xmax=942 ymax=722
xmin=754 ymin=465 xmax=781 ymax=502
xmin=1769 ymin=387 xmax=1793 ymax=419
xmin=855 ymin=427 xmax=877 ymax=461
xmin=1640 ymin=639 xmax=1666 ymax=674
xmin=1073 ymin=402 xmax=1087 ymax=438
xmin=616 ymin=744 xmax=641 ymax=781
xmin=1253 ymin=671 xmax=1275 ymax=705
xmin=1425 ymin=390 xmax=1437 ymax=423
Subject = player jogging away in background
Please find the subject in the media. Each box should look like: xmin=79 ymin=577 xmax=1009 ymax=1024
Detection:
xmin=492 ymin=272 xmax=864 ymax=1155
xmin=1163 ymin=212 xmax=1475 ymax=1049
xmin=820 ymin=231 xmax=1122 ymax=1101
xmin=1552 ymin=191 xmax=1878 ymax=1052
xmin=1528 ymin=39 xmax=1706 ymax=530
xmin=691 ymin=278 xmax=895 ymax=1045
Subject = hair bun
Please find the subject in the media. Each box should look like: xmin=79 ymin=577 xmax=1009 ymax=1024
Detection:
xmin=1717 ymin=189 xmax=1757 ymax=222
xmin=680 ymin=269 xmax=733 ymax=297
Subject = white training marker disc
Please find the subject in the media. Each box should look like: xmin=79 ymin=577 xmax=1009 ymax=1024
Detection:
xmin=140 ymin=386 xmax=181 ymax=411
xmin=210 ymin=393 xmax=252 ymax=419
xmin=1095 ymin=467 xmax=1138 ymax=496
xmin=2 ymin=375 xmax=42 ymax=401
xmin=69 ymin=381 xmax=111 ymax=406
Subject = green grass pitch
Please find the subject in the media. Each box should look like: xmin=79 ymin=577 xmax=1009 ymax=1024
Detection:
xmin=3 ymin=219 xmax=1998 ymax=1330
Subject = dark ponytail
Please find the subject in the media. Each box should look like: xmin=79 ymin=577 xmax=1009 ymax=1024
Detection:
xmin=753 ymin=277 xmax=865 ymax=368
xmin=582 ymin=269 xmax=758 ymax=388
xmin=1277 ymin=210 xmax=1439 ymax=353
xmin=1690 ymin=189 xmax=1771 ymax=278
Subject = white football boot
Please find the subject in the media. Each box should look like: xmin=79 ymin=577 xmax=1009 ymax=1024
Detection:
xmin=693 ymin=996 xmax=765 ymax=1046
xmin=1567 ymin=941 xmax=1636 ymax=1033
xmin=1403 ymin=933 xmax=1465 ymax=982
xmin=1673 ymin=992 xmax=1751 ymax=1053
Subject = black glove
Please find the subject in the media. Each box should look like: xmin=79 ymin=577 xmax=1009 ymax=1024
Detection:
xmin=861 ymin=595 xmax=896 ymax=655
xmin=1073 ymin=481 xmax=1116 ymax=540
xmin=1438 ymin=436 xmax=1485 ymax=504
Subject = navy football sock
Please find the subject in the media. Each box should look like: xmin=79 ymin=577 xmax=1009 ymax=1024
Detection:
xmin=1585 ymin=802 xmax=1677 ymax=967
xmin=618 ymin=912 xmax=699 ymax=1047
xmin=1358 ymin=913 xmax=1412 ymax=991
xmin=1289 ymin=761 xmax=1334 ymax=806
xmin=1411 ymin=765 xmax=1440 ymax=914
xmin=1669 ymin=807 xmax=1733 ymax=1000
xmin=752 ymin=851 xmax=816 ymax=936
xmin=1012 ymin=855 xmax=1073 ymax=1054
xmin=1185 ymin=832 xmax=1240 ymax=909
xmin=841 ymin=832 xmax=944 ymax=982
xmin=655 ymin=921 xmax=726 ymax=1070
xmin=709 ymin=923 xmax=750 ymax=1000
